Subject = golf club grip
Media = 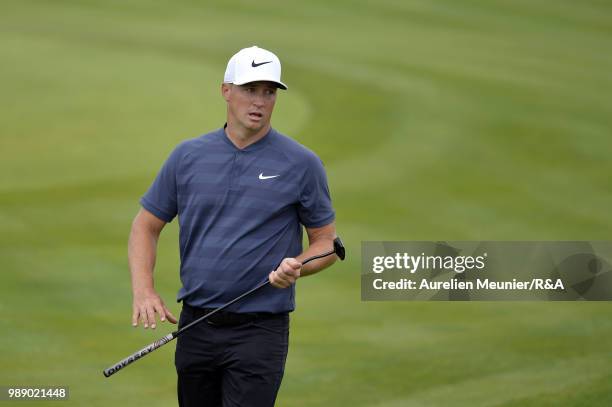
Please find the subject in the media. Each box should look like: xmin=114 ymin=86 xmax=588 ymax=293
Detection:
xmin=103 ymin=332 xmax=175 ymax=377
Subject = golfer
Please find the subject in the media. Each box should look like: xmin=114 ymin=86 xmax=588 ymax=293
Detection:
xmin=128 ymin=45 xmax=337 ymax=407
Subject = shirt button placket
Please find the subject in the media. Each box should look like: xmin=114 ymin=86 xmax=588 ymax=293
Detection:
xmin=229 ymin=151 xmax=241 ymax=191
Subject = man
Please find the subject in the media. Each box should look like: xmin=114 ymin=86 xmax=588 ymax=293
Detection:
xmin=128 ymin=45 xmax=337 ymax=407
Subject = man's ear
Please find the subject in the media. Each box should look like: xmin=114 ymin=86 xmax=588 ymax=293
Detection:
xmin=221 ymin=83 xmax=232 ymax=102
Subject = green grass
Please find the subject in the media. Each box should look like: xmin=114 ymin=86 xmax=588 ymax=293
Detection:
xmin=1 ymin=0 xmax=612 ymax=405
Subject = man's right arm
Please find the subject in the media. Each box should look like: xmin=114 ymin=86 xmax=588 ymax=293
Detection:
xmin=129 ymin=208 xmax=177 ymax=329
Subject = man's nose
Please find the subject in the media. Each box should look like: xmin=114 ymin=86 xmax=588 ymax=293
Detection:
xmin=252 ymin=95 xmax=265 ymax=106
xmin=251 ymin=91 xmax=267 ymax=105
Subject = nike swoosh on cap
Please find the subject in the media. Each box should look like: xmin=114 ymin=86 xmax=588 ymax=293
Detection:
xmin=252 ymin=60 xmax=272 ymax=67
xmin=259 ymin=173 xmax=280 ymax=180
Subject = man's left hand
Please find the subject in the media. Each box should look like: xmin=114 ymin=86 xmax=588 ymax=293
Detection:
xmin=269 ymin=258 xmax=302 ymax=288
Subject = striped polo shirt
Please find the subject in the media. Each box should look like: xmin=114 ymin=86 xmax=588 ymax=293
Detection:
xmin=140 ymin=126 xmax=335 ymax=313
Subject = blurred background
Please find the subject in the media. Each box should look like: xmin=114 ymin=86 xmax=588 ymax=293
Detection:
xmin=1 ymin=0 xmax=611 ymax=405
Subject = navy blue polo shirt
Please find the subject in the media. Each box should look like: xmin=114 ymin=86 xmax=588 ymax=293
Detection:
xmin=140 ymin=126 xmax=335 ymax=313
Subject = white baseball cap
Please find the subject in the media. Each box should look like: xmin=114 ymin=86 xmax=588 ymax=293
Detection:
xmin=223 ymin=46 xmax=287 ymax=90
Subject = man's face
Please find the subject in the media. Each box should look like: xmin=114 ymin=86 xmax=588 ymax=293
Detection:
xmin=222 ymin=81 xmax=278 ymax=133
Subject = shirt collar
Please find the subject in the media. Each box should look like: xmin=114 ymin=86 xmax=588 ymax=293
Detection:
xmin=220 ymin=123 xmax=273 ymax=152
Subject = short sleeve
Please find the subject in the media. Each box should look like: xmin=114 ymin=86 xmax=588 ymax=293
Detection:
xmin=297 ymin=155 xmax=335 ymax=228
xmin=140 ymin=144 xmax=184 ymax=223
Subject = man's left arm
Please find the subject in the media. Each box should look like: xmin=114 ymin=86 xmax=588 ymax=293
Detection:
xmin=268 ymin=222 xmax=337 ymax=288
xmin=297 ymin=222 xmax=337 ymax=277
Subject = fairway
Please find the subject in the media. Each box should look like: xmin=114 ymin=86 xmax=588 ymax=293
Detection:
xmin=1 ymin=0 xmax=612 ymax=405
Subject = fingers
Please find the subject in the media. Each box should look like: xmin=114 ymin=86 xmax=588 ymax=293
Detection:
xmin=147 ymin=301 xmax=171 ymax=329
xmin=145 ymin=306 xmax=155 ymax=329
xmin=269 ymin=258 xmax=302 ymax=288
xmin=285 ymin=258 xmax=302 ymax=270
xmin=152 ymin=303 xmax=166 ymax=329
xmin=139 ymin=307 xmax=148 ymax=328
xmin=155 ymin=303 xmax=166 ymax=324
xmin=132 ymin=307 xmax=139 ymax=327
xmin=154 ymin=302 xmax=178 ymax=325
xmin=132 ymin=293 xmax=177 ymax=328
xmin=164 ymin=306 xmax=178 ymax=324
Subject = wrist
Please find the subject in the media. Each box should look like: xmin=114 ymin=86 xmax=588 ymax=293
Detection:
xmin=132 ymin=286 xmax=156 ymax=297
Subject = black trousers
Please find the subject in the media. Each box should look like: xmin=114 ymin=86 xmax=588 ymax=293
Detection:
xmin=175 ymin=304 xmax=290 ymax=407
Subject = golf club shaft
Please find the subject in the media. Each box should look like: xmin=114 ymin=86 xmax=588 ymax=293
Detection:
xmin=103 ymin=247 xmax=338 ymax=378
xmin=176 ymin=248 xmax=335 ymax=335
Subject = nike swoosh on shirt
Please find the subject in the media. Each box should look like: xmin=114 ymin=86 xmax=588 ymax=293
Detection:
xmin=259 ymin=173 xmax=280 ymax=180
xmin=252 ymin=60 xmax=272 ymax=67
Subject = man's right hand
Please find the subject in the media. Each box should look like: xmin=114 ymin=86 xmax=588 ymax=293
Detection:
xmin=132 ymin=289 xmax=178 ymax=329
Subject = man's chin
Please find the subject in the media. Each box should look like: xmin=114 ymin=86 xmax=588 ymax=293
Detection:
xmin=244 ymin=120 xmax=267 ymax=131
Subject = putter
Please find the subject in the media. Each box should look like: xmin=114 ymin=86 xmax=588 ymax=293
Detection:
xmin=103 ymin=237 xmax=346 ymax=378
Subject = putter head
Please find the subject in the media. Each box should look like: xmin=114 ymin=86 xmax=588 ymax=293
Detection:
xmin=333 ymin=237 xmax=346 ymax=261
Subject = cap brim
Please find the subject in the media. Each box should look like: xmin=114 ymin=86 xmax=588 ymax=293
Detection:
xmin=232 ymin=78 xmax=287 ymax=90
